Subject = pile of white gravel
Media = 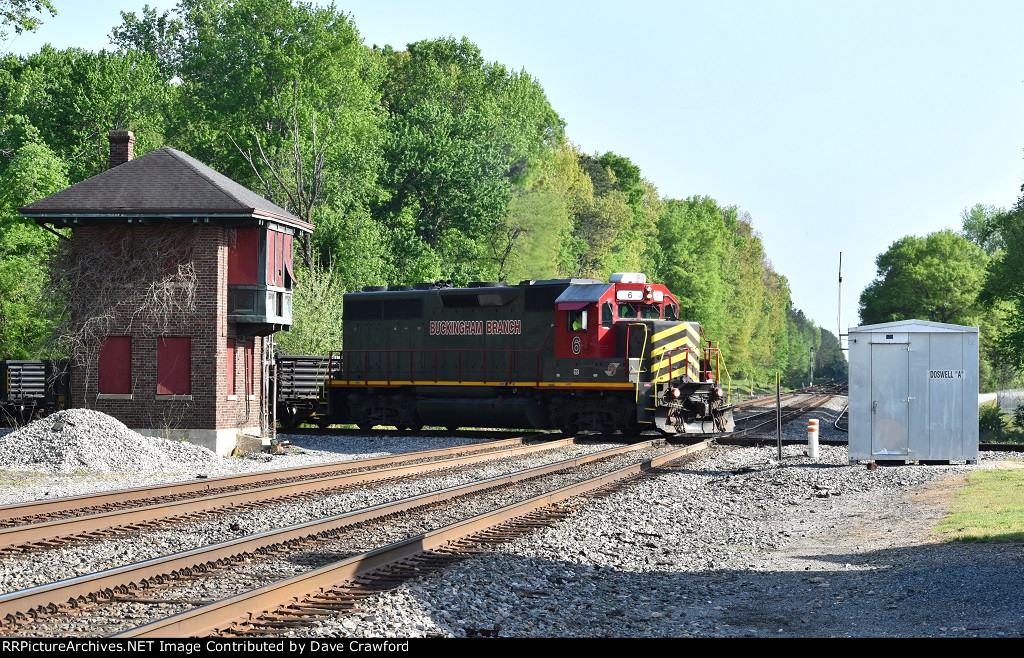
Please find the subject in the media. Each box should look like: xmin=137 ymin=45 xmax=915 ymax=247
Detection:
xmin=0 ymin=409 xmax=219 ymax=474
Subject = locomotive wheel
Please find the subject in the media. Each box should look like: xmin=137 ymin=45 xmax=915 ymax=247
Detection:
xmin=356 ymin=422 xmax=374 ymax=431
xmin=445 ymin=425 xmax=459 ymax=432
xmin=408 ymin=423 xmax=424 ymax=432
xmin=561 ymin=425 xmax=579 ymax=437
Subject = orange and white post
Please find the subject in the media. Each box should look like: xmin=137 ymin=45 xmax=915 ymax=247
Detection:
xmin=807 ymin=418 xmax=820 ymax=460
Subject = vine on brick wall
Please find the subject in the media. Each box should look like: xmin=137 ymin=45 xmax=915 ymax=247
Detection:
xmin=47 ymin=226 xmax=200 ymax=411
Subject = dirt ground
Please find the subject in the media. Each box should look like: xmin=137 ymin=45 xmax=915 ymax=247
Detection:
xmin=712 ymin=470 xmax=1024 ymax=638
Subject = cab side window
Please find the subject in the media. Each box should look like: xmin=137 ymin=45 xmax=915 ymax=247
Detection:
xmin=665 ymin=304 xmax=679 ymax=321
xmin=568 ymin=309 xmax=588 ymax=331
xmin=601 ymin=302 xmax=613 ymax=329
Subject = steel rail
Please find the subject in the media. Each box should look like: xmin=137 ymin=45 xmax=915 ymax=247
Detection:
xmin=731 ymin=394 xmax=834 ymax=437
xmin=0 ymin=438 xmax=574 ymax=551
xmin=116 ymin=440 xmax=709 ymax=638
xmin=0 ymin=437 xmax=530 ymax=523
xmin=0 ymin=439 xmax=667 ymax=629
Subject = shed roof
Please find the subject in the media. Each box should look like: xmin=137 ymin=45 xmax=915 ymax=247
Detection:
xmin=849 ymin=319 xmax=978 ymax=334
xmin=19 ymin=147 xmax=312 ymax=233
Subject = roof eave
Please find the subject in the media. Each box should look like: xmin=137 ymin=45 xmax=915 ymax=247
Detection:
xmin=21 ymin=208 xmax=314 ymax=233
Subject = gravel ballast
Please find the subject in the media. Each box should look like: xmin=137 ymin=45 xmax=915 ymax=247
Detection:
xmin=1 ymin=397 xmax=1022 ymax=638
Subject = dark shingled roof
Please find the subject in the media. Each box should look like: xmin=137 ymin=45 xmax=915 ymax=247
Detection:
xmin=19 ymin=147 xmax=312 ymax=232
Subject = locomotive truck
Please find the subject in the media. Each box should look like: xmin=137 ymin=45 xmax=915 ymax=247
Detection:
xmin=316 ymin=273 xmax=734 ymax=435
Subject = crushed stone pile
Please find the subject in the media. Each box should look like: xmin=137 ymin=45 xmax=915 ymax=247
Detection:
xmin=0 ymin=409 xmax=220 ymax=473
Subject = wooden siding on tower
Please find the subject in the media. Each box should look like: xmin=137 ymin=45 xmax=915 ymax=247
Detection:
xmin=228 ymin=228 xmax=259 ymax=285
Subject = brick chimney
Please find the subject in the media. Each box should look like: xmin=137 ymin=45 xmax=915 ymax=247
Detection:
xmin=108 ymin=130 xmax=135 ymax=168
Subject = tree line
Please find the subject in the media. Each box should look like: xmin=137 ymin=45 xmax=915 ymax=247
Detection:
xmin=0 ymin=0 xmax=846 ymax=389
xmin=858 ymin=203 xmax=1024 ymax=393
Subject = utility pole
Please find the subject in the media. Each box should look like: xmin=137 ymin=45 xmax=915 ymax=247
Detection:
xmin=838 ymin=252 xmax=846 ymax=351
xmin=810 ymin=346 xmax=815 ymax=387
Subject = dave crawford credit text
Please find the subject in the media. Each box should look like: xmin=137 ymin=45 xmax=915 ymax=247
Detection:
xmin=1 ymin=639 xmax=411 ymax=654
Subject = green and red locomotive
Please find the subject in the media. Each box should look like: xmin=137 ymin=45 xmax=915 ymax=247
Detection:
xmin=319 ymin=273 xmax=734 ymax=435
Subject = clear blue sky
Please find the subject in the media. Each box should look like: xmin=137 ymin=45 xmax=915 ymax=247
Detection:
xmin=8 ymin=1 xmax=1024 ymax=340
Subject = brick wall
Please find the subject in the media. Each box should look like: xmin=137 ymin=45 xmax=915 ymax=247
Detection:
xmin=70 ymin=225 xmax=266 ymax=433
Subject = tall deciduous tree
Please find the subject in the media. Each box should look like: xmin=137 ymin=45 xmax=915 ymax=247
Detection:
xmin=376 ymin=36 xmax=563 ymax=282
xmin=108 ymin=3 xmax=184 ymax=80
xmin=0 ymin=46 xmax=171 ymax=182
xmin=960 ymin=203 xmax=1006 ymax=256
xmin=0 ymin=136 xmax=67 ymax=358
xmin=165 ymin=0 xmax=385 ymax=270
xmin=982 ymin=207 xmax=1024 ymax=368
xmin=0 ymin=0 xmax=55 ymax=47
xmin=859 ymin=230 xmax=988 ymax=325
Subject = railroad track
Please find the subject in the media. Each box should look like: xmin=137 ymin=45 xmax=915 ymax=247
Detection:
xmin=731 ymin=393 xmax=835 ymax=436
xmin=0 ymin=438 xmax=711 ymax=637
xmin=0 ymin=437 xmax=578 ymax=554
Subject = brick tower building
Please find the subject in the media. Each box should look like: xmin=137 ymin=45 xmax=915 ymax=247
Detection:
xmin=19 ymin=131 xmax=313 ymax=455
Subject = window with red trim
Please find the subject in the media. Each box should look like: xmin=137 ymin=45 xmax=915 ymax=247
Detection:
xmin=99 ymin=336 xmax=131 ymax=394
xmin=157 ymin=337 xmax=191 ymax=395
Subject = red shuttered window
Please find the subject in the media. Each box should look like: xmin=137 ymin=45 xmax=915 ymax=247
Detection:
xmin=99 ymin=336 xmax=131 ymax=394
xmin=226 ymin=339 xmax=236 ymax=396
xmin=157 ymin=337 xmax=191 ymax=395
xmin=266 ymin=230 xmax=276 ymax=286
xmin=228 ymin=228 xmax=259 ymax=285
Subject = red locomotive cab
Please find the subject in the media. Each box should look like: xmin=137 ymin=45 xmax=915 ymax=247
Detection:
xmin=555 ymin=301 xmax=599 ymax=358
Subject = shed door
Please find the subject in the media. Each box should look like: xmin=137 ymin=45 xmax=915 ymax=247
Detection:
xmin=871 ymin=343 xmax=909 ymax=456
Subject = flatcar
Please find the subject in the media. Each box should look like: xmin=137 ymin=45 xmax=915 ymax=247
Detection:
xmin=275 ymin=354 xmax=337 ymax=428
xmin=0 ymin=359 xmax=69 ymax=424
xmin=317 ymin=273 xmax=734 ymax=435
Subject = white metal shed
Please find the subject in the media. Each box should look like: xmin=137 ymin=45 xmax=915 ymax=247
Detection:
xmin=848 ymin=320 xmax=978 ymax=464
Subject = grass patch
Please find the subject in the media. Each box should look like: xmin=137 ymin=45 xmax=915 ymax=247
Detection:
xmin=979 ymin=400 xmax=1024 ymax=444
xmin=936 ymin=465 xmax=1024 ymax=542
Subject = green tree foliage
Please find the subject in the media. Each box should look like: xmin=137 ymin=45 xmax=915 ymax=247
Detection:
xmin=815 ymin=327 xmax=848 ymax=382
xmin=862 ymin=227 xmax=1016 ymax=392
xmin=0 ymin=136 xmax=67 ymax=358
xmin=108 ymin=3 xmax=184 ymax=79
xmin=0 ymin=0 xmax=55 ymax=46
xmin=781 ymin=307 xmax=821 ymax=388
xmin=165 ymin=0 xmax=385 ymax=271
xmin=0 ymin=46 xmax=171 ymax=182
xmin=568 ymin=152 xmax=658 ymax=275
xmin=376 ymin=36 xmax=563 ymax=283
xmin=961 ymin=203 xmax=1006 ymax=256
xmin=0 ymin=6 xmax=832 ymax=374
xmin=982 ymin=206 xmax=1024 ymax=369
xmin=654 ymin=197 xmax=729 ymax=340
xmin=273 ymin=251 xmax=345 ymax=356
xmin=859 ymin=230 xmax=989 ymax=325
xmin=653 ymin=197 xmax=820 ymax=385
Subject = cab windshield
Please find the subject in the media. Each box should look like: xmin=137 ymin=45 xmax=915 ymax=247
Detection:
xmin=618 ymin=303 xmax=639 ymax=319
